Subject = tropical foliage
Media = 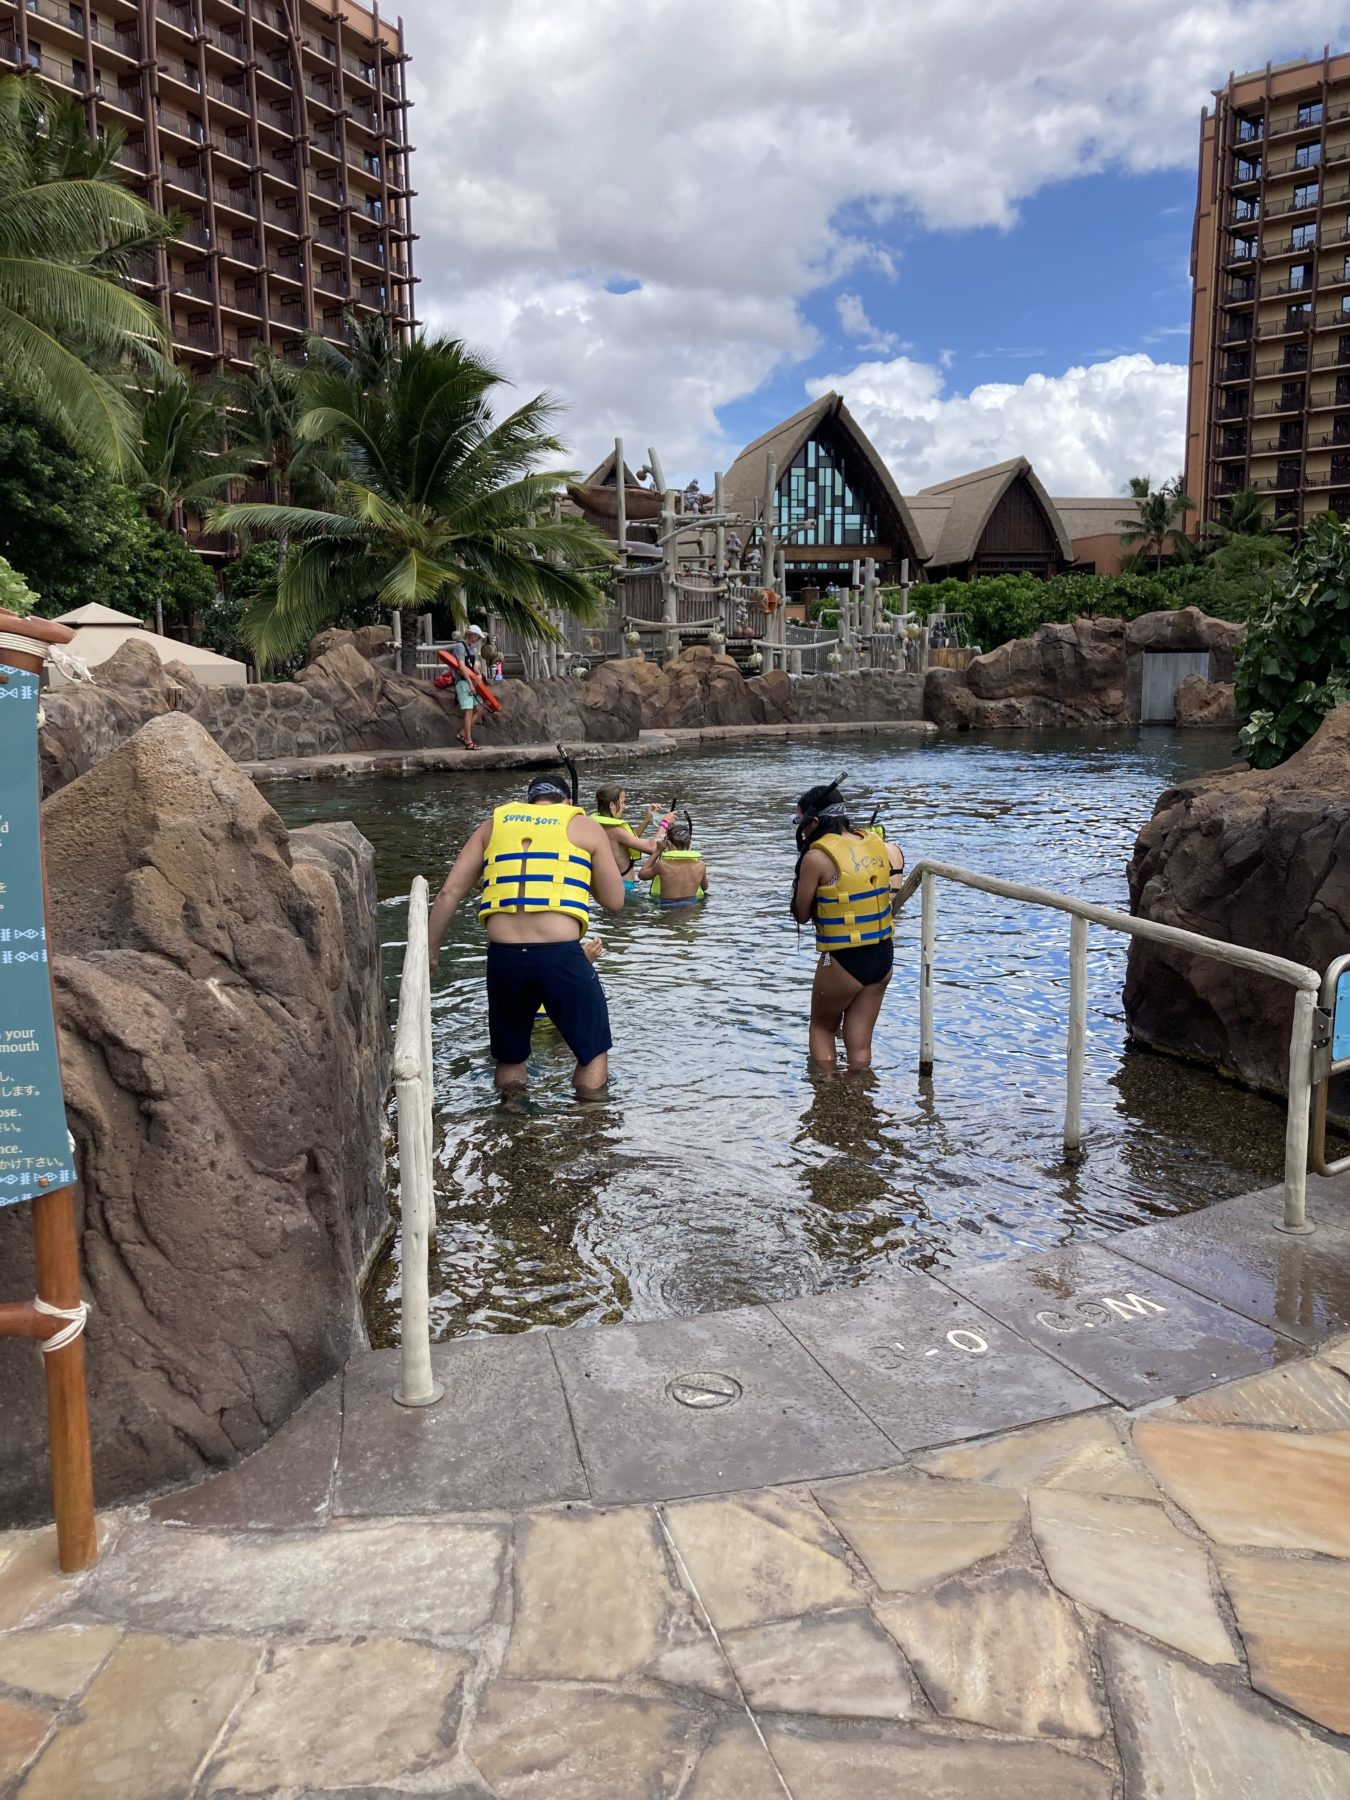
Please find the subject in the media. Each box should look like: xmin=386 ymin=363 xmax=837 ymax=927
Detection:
xmin=0 ymin=551 xmax=38 ymax=616
xmin=210 ymin=337 xmax=609 ymax=667
xmin=1117 ymin=475 xmax=1196 ymax=575
xmin=0 ymin=392 xmax=214 ymax=626
xmin=133 ymin=375 xmax=244 ymax=526
xmin=0 ymin=76 xmax=169 ymax=471
xmin=1235 ymin=512 xmax=1350 ymax=768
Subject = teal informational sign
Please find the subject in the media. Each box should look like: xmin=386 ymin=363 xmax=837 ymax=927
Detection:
xmin=1334 ymin=970 xmax=1350 ymax=1065
xmin=0 ymin=663 xmax=76 ymax=1205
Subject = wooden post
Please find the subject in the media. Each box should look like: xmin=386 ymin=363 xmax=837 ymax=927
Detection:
xmin=0 ymin=614 xmax=97 ymax=1573
xmin=863 ymin=557 xmax=877 ymax=641
xmin=761 ymin=457 xmax=777 ymax=668
xmin=713 ymin=472 xmax=725 ymax=582
xmin=1064 ymin=915 xmax=1088 ymax=1162
xmin=660 ymin=487 xmax=678 ymax=664
xmin=614 ymin=436 xmax=626 ymax=564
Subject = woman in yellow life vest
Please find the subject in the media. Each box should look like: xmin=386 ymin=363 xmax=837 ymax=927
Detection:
xmin=427 ymin=766 xmax=626 ymax=1094
xmin=790 ymin=777 xmax=896 ymax=1071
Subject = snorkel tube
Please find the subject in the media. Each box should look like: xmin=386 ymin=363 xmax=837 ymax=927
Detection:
xmin=525 ymin=742 xmax=581 ymax=806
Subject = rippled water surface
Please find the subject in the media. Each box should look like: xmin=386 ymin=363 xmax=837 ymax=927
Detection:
xmin=270 ymin=729 xmax=1291 ymax=1345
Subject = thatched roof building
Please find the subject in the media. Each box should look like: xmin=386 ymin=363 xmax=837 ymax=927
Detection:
xmin=912 ymin=458 xmax=1076 ymax=581
xmin=722 ymin=392 xmax=929 ymax=587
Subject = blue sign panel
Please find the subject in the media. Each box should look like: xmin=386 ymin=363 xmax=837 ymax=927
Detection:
xmin=1334 ymin=970 xmax=1350 ymax=1066
xmin=0 ymin=664 xmax=76 ymax=1205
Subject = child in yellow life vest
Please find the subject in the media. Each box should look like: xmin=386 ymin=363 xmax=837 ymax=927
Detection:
xmin=790 ymin=776 xmax=896 ymax=1071
xmin=637 ymin=812 xmax=708 ymax=907
xmin=590 ymin=782 xmax=663 ymax=896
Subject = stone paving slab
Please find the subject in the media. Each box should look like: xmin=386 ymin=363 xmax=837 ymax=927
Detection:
xmin=1111 ymin=1180 xmax=1350 ymax=1345
xmin=772 ymin=1269 xmax=1102 ymax=1451
xmin=148 ymin=1378 xmax=342 ymax=1531
xmin=940 ymin=1240 xmax=1290 ymax=1406
xmin=551 ymin=1303 xmax=895 ymax=1504
xmin=335 ymin=1335 xmax=588 ymax=1517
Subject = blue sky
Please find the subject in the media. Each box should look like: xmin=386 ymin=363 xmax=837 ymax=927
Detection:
xmin=723 ymin=168 xmax=1198 ymax=461
xmin=401 ymin=0 xmax=1350 ymax=493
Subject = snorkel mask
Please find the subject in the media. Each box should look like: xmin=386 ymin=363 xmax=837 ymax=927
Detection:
xmin=794 ymin=772 xmax=849 ymax=854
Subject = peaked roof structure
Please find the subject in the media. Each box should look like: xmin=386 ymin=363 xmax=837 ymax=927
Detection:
xmin=722 ymin=392 xmax=929 ymax=567
xmin=48 ymin=603 xmax=249 ymax=688
xmin=581 ymin=448 xmax=643 ymax=488
xmin=913 ymin=458 xmax=1075 ymax=570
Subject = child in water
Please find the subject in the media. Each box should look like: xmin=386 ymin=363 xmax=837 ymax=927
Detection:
xmin=639 ymin=814 xmax=708 ymax=907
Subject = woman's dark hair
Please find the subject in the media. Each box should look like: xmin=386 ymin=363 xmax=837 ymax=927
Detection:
xmin=790 ymin=775 xmax=849 ymax=914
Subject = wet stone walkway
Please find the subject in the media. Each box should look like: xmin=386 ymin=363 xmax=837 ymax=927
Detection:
xmin=1 ymin=1183 xmax=1349 ymax=1796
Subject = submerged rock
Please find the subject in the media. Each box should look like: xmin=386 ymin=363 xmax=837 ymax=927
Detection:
xmin=1124 ymin=705 xmax=1350 ymax=1097
xmin=0 ymin=715 xmax=390 ymax=1524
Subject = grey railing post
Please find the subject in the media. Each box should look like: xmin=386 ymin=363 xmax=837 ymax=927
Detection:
xmin=392 ymin=876 xmax=443 ymax=1407
xmin=1065 ymin=915 xmax=1088 ymax=1161
xmin=1279 ymin=985 xmax=1316 ymax=1234
xmin=919 ymin=872 xmax=936 ymax=1076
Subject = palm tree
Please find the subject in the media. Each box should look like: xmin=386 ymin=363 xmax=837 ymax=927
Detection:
xmin=1117 ymin=474 xmax=1197 ymax=574
xmin=219 ymin=344 xmax=316 ymax=505
xmin=0 ymin=75 xmax=169 ymax=471
xmin=1200 ymin=486 xmax=1276 ymax=548
xmin=209 ymin=337 xmax=611 ymax=668
xmin=306 ymin=310 xmax=397 ymax=394
xmin=134 ymin=374 xmax=244 ymax=528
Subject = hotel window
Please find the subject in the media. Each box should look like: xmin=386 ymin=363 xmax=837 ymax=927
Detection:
xmin=1294 ymin=183 xmax=1320 ymax=210
xmin=1297 ymin=141 xmax=1322 ymax=168
xmin=187 ymin=112 xmax=204 ymax=143
xmin=1298 ymin=101 xmax=1324 ymax=127
xmin=1284 ymin=343 xmax=1309 ymax=372
xmin=1279 ymin=420 xmax=1304 ymax=448
xmin=22 ymin=42 xmax=41 ymax=69
xmin=776 ymin=436 xmax=883 ymax=547
xmin=1236 ymin=157 xmax=1262 ymax=182
xmin=1290 ymin=263 xmax=1313 ymax=289
xmin=363 ymin=195 xmax=383 ymax=220
xmin=1280 ymin=380 xmax=1305 ymax=410
xmin=1237 ymin=115 xmax=1263 ymax=142
xmin=184 ymin=62 xmax=200 ymax=90
xmin=1234 ymin=197 xmax=1260 ymax=222
xmin=1286 ymin=301 xmax=1313 ymax=329
xmin=1233 ymin=235 xmax=1257 ymax=259
xmin=1277 ymin=459 xmax=1303 ymax=490
xmin=362 ymin=150 xmax=381 ymax=177
xmin=1293 ymin=223 xmax=1318 ymax=249
xmin=1341 ymin=294 xmax=1350 ymax=317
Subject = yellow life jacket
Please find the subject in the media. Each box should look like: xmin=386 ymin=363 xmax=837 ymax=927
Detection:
xmin=813 ymin=831 xmax=892 ymax=953
xmin=479 ymin=803 xmax=591 ymax=931
xmin=651 ymin=848 xmax=704 ymax=903
xmin=591 ymin=811 xmax=639 ymax=872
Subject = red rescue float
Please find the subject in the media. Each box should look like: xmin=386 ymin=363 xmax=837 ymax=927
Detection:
xmin=435 ymin=647 xmax=501 ymax=712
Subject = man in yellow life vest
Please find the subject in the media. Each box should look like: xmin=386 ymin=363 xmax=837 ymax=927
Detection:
xmin=591 ymin=782 xmax=663 ymax=896
xmin=428 ymin=769 xmax=625 ymax=1093
xmin=637 ymin=813 xmax=708 ymax=907
xmin=790 ymin=777 xmax=896 ymax=1072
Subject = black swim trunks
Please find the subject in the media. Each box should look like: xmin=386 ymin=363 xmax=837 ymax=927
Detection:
xmin=486 ymin=940 xmax=613 ymax=1066
xmin=828 ymin=939 xmax=895 ymax=987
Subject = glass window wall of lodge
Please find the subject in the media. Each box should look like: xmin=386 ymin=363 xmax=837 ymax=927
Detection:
xmin=775 ymin=435 xmax=883 ymax=546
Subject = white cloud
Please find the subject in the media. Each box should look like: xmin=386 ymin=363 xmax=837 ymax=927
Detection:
xmin=398 ymin=0 xmax=1348 ymax=477
xmin=836 ymin=292 xmax=899 ymax=353
xmin=807 ymin=353 xmax=1188 ymax=492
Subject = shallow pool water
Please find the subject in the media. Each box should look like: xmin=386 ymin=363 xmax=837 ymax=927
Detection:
xmin=271 ymin=728 xmax=1291 ymax=1345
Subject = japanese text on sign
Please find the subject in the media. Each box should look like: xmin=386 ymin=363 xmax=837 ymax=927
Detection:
xmin=0 ymin=666 xmax=76 ymax=1203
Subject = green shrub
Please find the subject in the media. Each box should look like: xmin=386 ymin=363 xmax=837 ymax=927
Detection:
xmin=1235 ymin=512 xmax=1350 ymax=768
xmin=0 ymin=552 xmax=38 ymax=616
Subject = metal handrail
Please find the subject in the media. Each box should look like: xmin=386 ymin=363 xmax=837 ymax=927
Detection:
xmin=909 ymin=860 xmax=1322 ymax=1234
xmin=391 ymin=876 xmax=442 ymax=1407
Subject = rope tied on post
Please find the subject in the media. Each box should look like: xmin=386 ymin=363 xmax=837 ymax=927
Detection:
xmin=34 ymin=1297 xmax=89 ymax=1353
